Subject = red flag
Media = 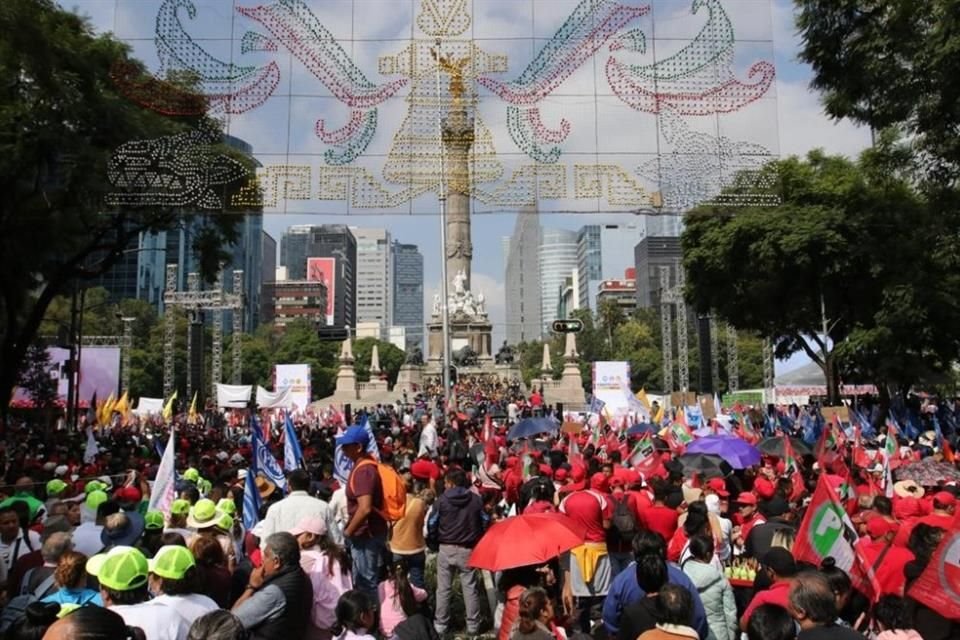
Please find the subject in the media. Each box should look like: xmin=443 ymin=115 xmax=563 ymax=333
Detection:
xmin=793 ymin=474 xmax=878 ymax=601
xmin=907 ymin=510 xmax=960 ymax=619
xmin=569 ymin=432 xmax=583 ymax=468
xmin=944 ymin=439 xmax=957 ymax=464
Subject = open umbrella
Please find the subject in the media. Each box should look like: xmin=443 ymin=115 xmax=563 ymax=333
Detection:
xmin=468 ymin=512 xmax=586 ymax=570
xmin=627 ymin=423 xmax=657 ymax=437
xmin=507 ymin=417 xmax=559 ymax=441
xmin=758 ymin=436 xmax=811 ymax=458
xmin=895 ymin=456 xmax=960 ymax=485
xmin=686 ymin=434 xmax=761 ymax=469
xmin=675 ymin=453 xmax=733 ymax=479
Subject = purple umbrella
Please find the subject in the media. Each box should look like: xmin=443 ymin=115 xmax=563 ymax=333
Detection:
xmin=686 ymin=434 xmax=761 ymax=469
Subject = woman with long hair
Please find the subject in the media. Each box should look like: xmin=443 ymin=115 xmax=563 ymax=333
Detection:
xmin=377 ymin=559 xmax=427 ymax=637
xmin=511 ymin=587 xmax=559 ymax=640
xmin=291 ymin=516 xmax=352 ymax=594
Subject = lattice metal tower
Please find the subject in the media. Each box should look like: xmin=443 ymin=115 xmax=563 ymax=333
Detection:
xmin=726 ymin=324 xmax=739 ymax=393
xmin=709 ymin=316 xmax=720 ymax=393
xmin=659 ymin=266 xmax=673 ymax=395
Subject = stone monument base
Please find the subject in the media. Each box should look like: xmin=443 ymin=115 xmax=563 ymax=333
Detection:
xmin=427 ymin=315 xmax=493 ymax=362
xmin=395 ymin=364 xmax=424 ymax=396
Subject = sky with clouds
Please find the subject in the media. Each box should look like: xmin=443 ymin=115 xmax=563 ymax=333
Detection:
xmin=62 ymin=0 xmax=870 ymax=371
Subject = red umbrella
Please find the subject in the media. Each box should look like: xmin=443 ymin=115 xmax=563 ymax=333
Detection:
xmin=468 ymin=512 xmax=586 ymax=570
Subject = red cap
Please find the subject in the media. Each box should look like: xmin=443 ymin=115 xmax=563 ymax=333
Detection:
xmin=735 ymin=492 xmax=758 ymax=505
xmin=571 ymin=466 xmax=586 ymax=482
xmin=114 ymin=486 xmax=142 ymax=503
xmin=539 ymin=464 xmax=554 ymax=478
xmin=554 ymin=468 xmax=569 ymax=481
xmin=866 ymin=517 xmax=897 ymax=538
xmin=609 ymin=477 xmax=625 ymax=489
xmin=754 ymin=477 xmax=776 ymax=500
xmin=590 ymin=472 xmax=609 ymax=493
xmin=707 ymin=478 xmax=729 ymax=497
xmin=934 ymin=491 xmax=957 ymax=508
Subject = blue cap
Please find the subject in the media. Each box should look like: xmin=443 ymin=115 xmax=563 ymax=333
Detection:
xmin=336 ymin=425 xmax=370 ymax=447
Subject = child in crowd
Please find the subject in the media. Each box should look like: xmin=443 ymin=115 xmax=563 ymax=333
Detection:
xmin=378 ymin=559 xmax=427 ymax=637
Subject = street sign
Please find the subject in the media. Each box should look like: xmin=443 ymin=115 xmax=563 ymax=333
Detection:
xmin=552 ymin=319 xmax=584 ymax=334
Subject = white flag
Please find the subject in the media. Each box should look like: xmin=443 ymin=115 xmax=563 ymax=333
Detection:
xmin=83 ymin=428 xmax=99 ymax=463
xmin=149 ymin=428 xmax=176 ymax=514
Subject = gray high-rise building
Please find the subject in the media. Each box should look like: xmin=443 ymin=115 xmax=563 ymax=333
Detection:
xmin=634 ymin=236 xmax=682 ymax=308
xmin=279 ymin=224 xmax=357 ymax=328
xmin=261 ymin=231 xmax=276 ymax=288
xmin=504 ymin=207 xmax=542 ymax=344
xmin=392 ymin=241 xmax=424 ymax=350
xmin=351 ymin=227 xmax=392 ymax=333
xmin=539 ymin=228 xmax=578 ymax=329
xmin=577 ymin=223 xmax=651 ymax=312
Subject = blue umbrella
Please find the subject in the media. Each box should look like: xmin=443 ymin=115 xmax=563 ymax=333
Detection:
xmin=507 ymin=417 xmax=559 ymax=441
xmin=627 ymin=422 xmax=657 ymax=437
xmin=685 ymin=434 xmax=761 ymax=469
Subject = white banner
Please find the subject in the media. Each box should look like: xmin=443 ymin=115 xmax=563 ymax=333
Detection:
xmin=216 ymin=384 xmax=252 ymax=408
xmin=149 ymin=429 xmax=176 ymax=515
xmin=592 ymin=361 xmax=631 ymax=414
xmin=133 ymin=397 xmax=165 ymax=416
xmin=256 ymin=386 xmax=293 ymax=409
xmin=274 ymin=364 xmax=311 ymax=412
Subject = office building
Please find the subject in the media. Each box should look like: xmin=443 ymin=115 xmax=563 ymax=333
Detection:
xmin=279 ymin=224 xmax=357 ymax=328
xmin=634 ymin=236 xmax=683 ymax=308
xmin=263 ymin=279 xmax=328 ymax=330
xmin=576 ymin=224 xmax=647 ymax=313
xmin=392 ymin=241 xmax=424 ymax=350
xmin=597 ymin=268 xmax=638 ymax=313
xmin=539 ymin=228 xmax=578 ymax=329
xmin=556 ymin=267 xmax=580 ymax=320
xmin=504 ymin=207 xmax=542 ymax=344
xmin=351 ymin=228 xmax=392 ymax=333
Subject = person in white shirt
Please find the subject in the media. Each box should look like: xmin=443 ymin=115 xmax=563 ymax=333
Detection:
xmin=147 ymin=545 xmax=219 ymax=625
xmin=0 ymin=505 xmax=42 ymax=586
xmin=417 ymin=416 xmax=438 ymax=458
xmin=253 ymin=470 xmax=343 ymax=545
xmin=87 ymin=546 xmax=190 ymax=640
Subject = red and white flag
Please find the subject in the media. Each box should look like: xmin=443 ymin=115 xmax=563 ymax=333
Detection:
xmin=908 ymin=511 xmax=960 ymax=620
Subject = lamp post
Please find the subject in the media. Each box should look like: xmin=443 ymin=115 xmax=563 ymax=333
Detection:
xmin=435 ymin=38 xmax=452 ymax=411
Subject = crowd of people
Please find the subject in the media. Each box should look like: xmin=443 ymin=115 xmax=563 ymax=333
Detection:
xmin=0 ymin=389 xmax=956 ymax=640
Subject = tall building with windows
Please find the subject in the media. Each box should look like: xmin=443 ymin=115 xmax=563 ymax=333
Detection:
xmin=350 ymin=228 xmax=392 ymax=334
xmin=392 ymin=241 xmax=424 ymax=350
xmin=634 ymin=236 xmax=683 ymax=309
xmin=279 ymin=224 xmax=357 ymax=328
xmin=539 ymin=228 xmax=578 ymax=329
xmin=504 ymin=207 xmax=542 ymax=344
xmin=577 ymin=223 xmax=647 ymax=312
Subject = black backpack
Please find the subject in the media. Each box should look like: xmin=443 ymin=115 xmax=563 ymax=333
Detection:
xmin=609 ymin=495 xmax=638 ymax=543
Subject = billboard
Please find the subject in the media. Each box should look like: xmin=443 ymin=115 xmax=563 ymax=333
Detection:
xmin=274 ymin=364 xmax=312 ymax=413
xmin=306 ymin=257 xmax=336 ymax=326
xmin=592 ymin=361 xmax=631 ymax=414
xmin=12 ymin=346 xmax=121 ymax=405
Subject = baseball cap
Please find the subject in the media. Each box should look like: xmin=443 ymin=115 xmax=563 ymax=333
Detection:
xmin=46 ymin=479 xmax=68 ymax=496
xmin=866 ymin=517 xmax=897 ymax=538
xmin=114 ymin=486 xmax=142 ymax=503
xmin=761 ymin=547 xmax=797 ymax=577
xmin=761 ymin=496 xmax=789 ymax=518
xmin=182 ymin=468 xmax=200 ymax=483
xmin=734 ymin=492 xmax=757 ymax=505
xmin=87 ymin=546 xmax=149 ymax=591
xmin=144 ymin=510 xmax=165 ymax=531
xmin=335 ymin=425 xmax=370 ymax=447
xmin=706 ymin=477 xmax=729 ymax=497
xmin=934 ymin=491 xmax=957 ymax=508
xmin=216 ymin=498 xmax=237 ymax=516
xmin=85 ymin=489 xmax=108 ymax=511
xmin=554 ymin=468 xmax=569 ymax=482
xmin=148 ymin=545 xmax=196 ymax=580
xmin=290 ymin=516 xmax=327 ymax=537
xmin=170 ymin=499 xmax=191 ymax=516
xmin=84 ymin=480 xmax=107 ymax=495
xmin=589 ymin=472 xmax=609 ymax=493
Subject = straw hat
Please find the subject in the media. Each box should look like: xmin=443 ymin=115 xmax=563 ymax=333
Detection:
xmin=893 ymin=479 xmax=925 ymax=499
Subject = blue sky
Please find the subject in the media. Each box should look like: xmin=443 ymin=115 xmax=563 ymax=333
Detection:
xmin=64 ymin=0 xmax=870 ymax=372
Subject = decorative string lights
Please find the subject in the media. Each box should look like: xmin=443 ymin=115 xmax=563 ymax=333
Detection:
xmin=102 ymin=0 xmax=780 ymax=213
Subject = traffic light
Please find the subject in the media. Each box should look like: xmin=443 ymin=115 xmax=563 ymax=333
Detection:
xmin=448 ymin=365 xmax=458 ymax=386
xmin=317 ymin=327 xmax=350 ymax=342
xmin=551 ymin=319 xmax=584 ymax=334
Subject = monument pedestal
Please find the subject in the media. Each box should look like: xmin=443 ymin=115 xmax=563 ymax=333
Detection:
xmin=427 ymin=314 xmax=493 ymax=362
xmin=395 ymin=364 xmax=424 ymax=395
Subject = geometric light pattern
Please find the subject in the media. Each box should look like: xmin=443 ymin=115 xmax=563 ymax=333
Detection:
xmin=101 ymin=0 xmax=779 ymax=212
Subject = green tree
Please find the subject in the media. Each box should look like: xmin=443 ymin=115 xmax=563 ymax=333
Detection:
xmin=0 ymin=0 xmax=254 ymax=422
xmin=17 ymin=342 xmax=59 ymax=411
xmin=353 ymin=338 xmax=406 ymax=387
xmin=597 ymin=298 xmax=626 ymax=348
xmin=683 ymin=149 xmax=955 ymax=404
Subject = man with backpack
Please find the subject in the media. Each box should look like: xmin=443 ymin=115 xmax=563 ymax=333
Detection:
xmin=339 ymin=425 xmax=389 ymax=599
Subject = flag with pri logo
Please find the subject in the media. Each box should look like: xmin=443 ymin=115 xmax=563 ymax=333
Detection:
xmin=251 ymin=415 xmax=287 ymax=492
xmin=908 ymin=510 xmax=960 ymax=620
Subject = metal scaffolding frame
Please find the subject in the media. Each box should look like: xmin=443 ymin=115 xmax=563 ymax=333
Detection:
xmin=726 ymin=324 xmax=740 ymax=393
xmin=659 ymin=267 xmax=673 ymax=394
xmin=162 ymin=264 xmax=245 ymax=400
xmin=659 ymin=263 xmax=689 ymax=392
xmin=709 ymin=316 xmax=720 ymax=393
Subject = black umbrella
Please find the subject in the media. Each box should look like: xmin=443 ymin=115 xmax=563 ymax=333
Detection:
xmin=675 ymin=453 xmax=733 ymax=479
xmin=651 ymin=436 xmax=671 ymax=452
xmin=758 ymin=436 xmax=812 ymax=458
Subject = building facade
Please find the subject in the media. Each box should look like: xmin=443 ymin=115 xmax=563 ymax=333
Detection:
xmin=634 ymin=236 xmax=683 ymax=309
xmin=504 ymin=206 xmax=542 ymax=344
xmin=392 ymin=241 xmax=424 ymax=350
xmin=576 ymin=224 xmax=646 ymax=313
xmin=597 ymin=268 xmax=638 ymax=314
xmin=539 ymin=228 xmax=578 ymax=329
xmin=351 ymin=228 xmax=392 ymax=333
xmin=262 ymin=280 xmax=328 ymax=330
xmin=279 ymin=224 xmax=357 ymax=328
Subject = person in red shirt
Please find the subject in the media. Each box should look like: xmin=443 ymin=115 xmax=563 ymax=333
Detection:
xmin=854 ymin=517 xmax=914 ymax=596
xmin=560 ymin=473 xmax=612 ymax=543
xmin=560 ymin=473 xmax=614 ymax=624
xmin=894 ymin=490 xmax=956 ymax=547
xmin=637 ymin=480 xmax=679 ymax=544
xmin=410 ymin=453 xmax=442 ymax=492
xmin=732 ymin=492 xmax=765 ymax=550
xmin=740 ymin=547 xmax=797 ymax=630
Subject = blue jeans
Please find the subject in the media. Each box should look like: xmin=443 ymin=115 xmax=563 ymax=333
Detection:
xmin=393 ymin=551 xmax=426 ymax=590
xmin=349 ymin=535 xmax=387 ymax=599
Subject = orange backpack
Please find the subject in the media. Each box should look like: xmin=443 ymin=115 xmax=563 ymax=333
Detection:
xmin=349 ymin=458 xmax=407 ymax=522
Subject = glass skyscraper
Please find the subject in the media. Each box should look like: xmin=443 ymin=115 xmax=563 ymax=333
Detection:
xmin=391 ymin=241 xmax=424 ymax=350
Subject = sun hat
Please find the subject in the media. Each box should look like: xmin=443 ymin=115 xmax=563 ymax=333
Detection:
xmin=100 ymin=511 xmax=146 ymax=548
xmin=144 ymin=510 xmax=165 ymax=531
xmin=216 ymin=498 xmax=237 ymax=516
xmin=255 ymin=476 xmax=276 ymax=500
xmin=893 ymin=479 xmax=925 ymax=499
xmin=87 ymin=546 xmax=148 ymax=591
xmin=170 ymin=499 xmax=191 ymax=516
xmin=290 ymin=516 xmax=327 ymax=537
xmin=85 ymin=490 xmax=108 ymax=511
xmin=215 ymin=512 xmax=234 ymax=531
xmin=186 ymin=499 xmax=219 ymax=529
xmin=335 ymin=425 xmax=370 ymax=447
xmin=46 ymin=479 xmax=68 ymax=496
xmin=148 ymin=545 xmax=196 ymax=580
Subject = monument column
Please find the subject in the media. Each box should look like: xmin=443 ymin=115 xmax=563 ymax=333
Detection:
xmin=442 ymin=106 xmax=474 ymax=290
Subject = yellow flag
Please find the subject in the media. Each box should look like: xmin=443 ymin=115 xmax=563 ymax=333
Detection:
xmin=162 ymin=390 xmax=178 ymax=422
xmin=187 ymin=391 xmax=198 ymax=425
xmin=99 ymin=392 xmax=116 ymax=426
xmin=636 ymin=387 xmax=651 ymax=410
xmin=652 ymin=404 xmax=664 ymax=424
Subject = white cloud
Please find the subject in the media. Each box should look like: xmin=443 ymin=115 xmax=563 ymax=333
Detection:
xmin=775 ymin=80 xmax=872 ymax=158
xmin=423 ymin=271 xmax=507 ymax=347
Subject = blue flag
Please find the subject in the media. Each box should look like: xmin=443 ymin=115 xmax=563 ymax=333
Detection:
xmin=242 ymin=467 xmax=262 ymax=531
xmin=333 ymin=414 xmax=380 ymax=484
xmin=283 ymin=411 xmax=304 ymax=472
xmin=251 ymin=415 xmax=287 ymax=492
